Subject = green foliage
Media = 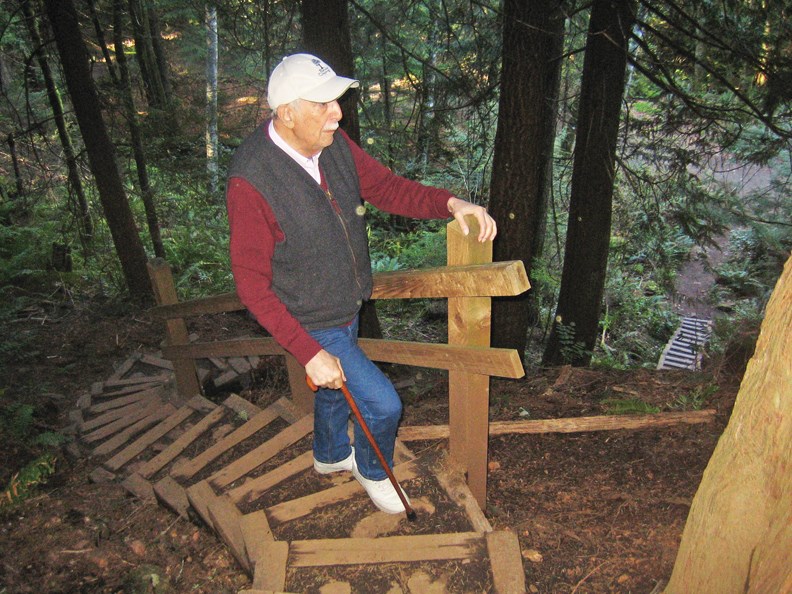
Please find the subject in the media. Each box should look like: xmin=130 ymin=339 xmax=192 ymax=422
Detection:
xmin=1 ymin=453 xmax=57 ymax=510
xmin=601 ymin=398 xmax=660 ymax=415
xmin=555 ymin=321 xmax=589 ymax=364
xmin=669 ymin=384 xmax=718 ymax=411
xmin=0 ymin=397 xmax=66 ymax=510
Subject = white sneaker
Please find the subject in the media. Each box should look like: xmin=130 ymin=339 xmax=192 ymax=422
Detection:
xmin=313 ymin=447 xmax=356 ymax=475
xmin=353 ymin=465 xmax=411 ymax=514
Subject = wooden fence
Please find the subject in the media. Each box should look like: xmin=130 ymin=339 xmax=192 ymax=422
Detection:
xmin=148 ymin=216 xmax=530 ymax=508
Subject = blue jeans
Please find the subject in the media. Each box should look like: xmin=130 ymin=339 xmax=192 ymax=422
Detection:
xmin=309 ymin=316 xmax=402 ymax=481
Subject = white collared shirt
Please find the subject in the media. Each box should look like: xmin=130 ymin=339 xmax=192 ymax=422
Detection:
xmin=269 ymin=120 xmax=322 ymax=184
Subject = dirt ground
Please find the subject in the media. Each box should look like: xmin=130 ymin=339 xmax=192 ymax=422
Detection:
xmin=0 ymin=295 xmax=745 ymax=593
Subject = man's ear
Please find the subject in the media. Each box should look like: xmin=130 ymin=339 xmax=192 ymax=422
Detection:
xmin=277 ymin=104 xmax=295 ymax=128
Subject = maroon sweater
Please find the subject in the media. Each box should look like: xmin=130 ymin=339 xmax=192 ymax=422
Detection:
xmin=227 ymin=126 xmax=452 ymax=366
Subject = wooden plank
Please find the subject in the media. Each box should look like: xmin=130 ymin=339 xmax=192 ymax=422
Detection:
xmin=186 ymin=394 xmax=219 ymax=413
xmin=223 ymin=393 xmax=262 ymax=418
xmin=285 ymin=353 xmax=313 ymax=415
xmin=81 ymin=400 xmax=163 ymax=443
xmin=228 ymin=356 xmax=252 ymax=374
xmin=208 ymin=415 xmax=315 ymax=488
xmin=208 ymin=356 xmax=229 ymax=370
xmin=251 ymin=540 xmax=288 ymax=592
xmin=150 ymin=262 xmax=529 ymax=323
xmin=240 ymin=510 xmax=274 ymax=569
xmin=139 ymin=354 xmax=174 ymax=370
xmin=207 ymin=493 xmax=251 ymax=574
xmin=398 ymin=410 xmax=717 ymax=440
xmin=151 ymin=291 xmax=245 ymax=320
xmin=92 ymin=404 xmax=176 ymax=456
xmin=486 ymin=531 xmax=526 ymax=594
xmin=267 ymin=459 xmax=419 ymax=525
xmin=80 ymin=397 xmax=159 ymax=432
xmin=153 ymin=475 xmax=191 ymax=518
xmin=171 ymin=406 xmax=282 ymax=481
xmin=359 ymin=339 xmax=524 ymax=379
xmin=164 ymin=338 xmax=525 ymax=379
xmin=107 ymin=353 xmax=141 ymax=381
xmin=103 ymin=373 xmax=171 ymax=388
xmin=227 ymin=451 xmax=313 ymax=505
xmin=87 ymin=385 xmax=164 ymax=414
xmin=289 ymin=532 xmax=482 ymax=567
xmin=138 ymin=404 xmax=226 ymax=479
xmin=185 ymin=480 xmax=218 ymax=530
xmin=104 ymin=398 xmax=200 ymax=470
xmin=371 ymin=260 xmax=529 ymax=299
xmin=122 ymin=472 xmax=155 ymax=500
xmin=147 ymin=259 xmax=202 ymax=398
xmin=93 ymin=382 xmax=166 ymax=399
xmin=447 ymin=216 xmax=495 ymax=509
xmin=433 ymin=452 xmax=492 ymax=533
xmin=270 ymin=395 xmax=304 ymax=425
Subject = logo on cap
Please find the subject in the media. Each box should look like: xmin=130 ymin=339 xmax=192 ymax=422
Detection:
xmin=312 ymin=58 xmax=332 ymax=77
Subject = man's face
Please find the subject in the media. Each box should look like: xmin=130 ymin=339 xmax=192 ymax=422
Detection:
xmin=283 ymin=99 xmax=343 ymax=157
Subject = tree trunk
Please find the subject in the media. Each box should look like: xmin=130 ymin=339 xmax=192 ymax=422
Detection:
xmin=543 ymin=0 xmax=637 ymax=366
xmin=6 ymin=133 xmax=25 ymax=199
xmin=300 ymin=0 xmax=360 ymax=144
xmin=22 ymin=0 xmax=93 ymax=240
xmin=301 ymin=0 xmax=382 ymax=339
xmin=113 ymin=0 xmax=165 ymax=258
xmin=664 ymin=254 xmax=792 ymax=593
xmin=205 ymin=3 xmax=219 ymax=196
xmin=128 ymin=0 xmax=169 ymax=108
xmin=85 ymin=0 xmax=119 ymax=85
xmin=489 ymin=0 xmax=565 ymax=356
xmin=44 ymin=0 xmax=152 ymax=302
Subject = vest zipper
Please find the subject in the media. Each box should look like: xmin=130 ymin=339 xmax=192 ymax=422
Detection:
xmin=325 ymin=189 xmax=363 ymax=297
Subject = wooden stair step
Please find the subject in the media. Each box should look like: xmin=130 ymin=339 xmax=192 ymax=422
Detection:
xmin=227 ymin=451 xmax=314 ymax=506
xmin=82 ymin=399 xmax=164 ymax=443
xmin=80 ymin=395 xmax=161 ymax=433
xmin=266 ymin=458 xmax=419 ymax=525
xmin=92 ymin=403 xmax=176 ymax=457
xmin=137 ymin=402 xmax=226 ymax=480
xmin=87 ymin=385 xmax=164 ymax=414
xmin=209 ymin=415 xmax=314 ymax=489
xmin=104 ymin=395 xmax=214 ymax=471
xmin=171 ymin=405 xmax=284 ymax=481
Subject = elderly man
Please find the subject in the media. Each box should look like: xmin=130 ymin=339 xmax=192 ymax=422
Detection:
xmin=227 ymin=53 xmax=496 ymax=514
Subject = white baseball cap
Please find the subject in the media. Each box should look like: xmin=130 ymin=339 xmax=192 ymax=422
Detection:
xmin=267 ymin=53 xmax=359 ymax=109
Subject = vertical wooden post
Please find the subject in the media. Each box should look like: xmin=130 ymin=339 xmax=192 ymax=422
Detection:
xmin=447 ymin=216 xmax=493 ymax=509
xmin=285 ymin=353 xmax=314 ymax=415
xmin=147 ymin=258 xmax=202 ymax=398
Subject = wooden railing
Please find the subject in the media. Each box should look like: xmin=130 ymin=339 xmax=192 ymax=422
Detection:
xmin=148 ymin=216 xmax=530 ymax=508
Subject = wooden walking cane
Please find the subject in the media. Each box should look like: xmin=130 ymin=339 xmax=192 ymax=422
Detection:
xmin=306 ymin=377 xmax=417 ymax=520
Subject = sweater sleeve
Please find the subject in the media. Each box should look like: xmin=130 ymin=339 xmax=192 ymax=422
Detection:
xmin=227 ymin=176 xmax=322 ymax=366
xmin=340 ymin=130 xmax=453 ymax=219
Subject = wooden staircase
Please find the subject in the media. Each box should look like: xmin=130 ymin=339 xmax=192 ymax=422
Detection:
xmin=70 ymin=353 xmax=526 ymax=593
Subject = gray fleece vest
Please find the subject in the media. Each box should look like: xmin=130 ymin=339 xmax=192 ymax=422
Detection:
xmin=228 ymin=123 xmax=372 ymax=330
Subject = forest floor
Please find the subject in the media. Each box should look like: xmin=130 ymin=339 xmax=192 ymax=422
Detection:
xmin=0 ymin=244 xmax=751 ymax=593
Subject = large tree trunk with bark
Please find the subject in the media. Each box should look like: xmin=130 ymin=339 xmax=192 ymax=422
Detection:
xmin=664 ymin=254 xmax=792 ymax=593
xmin=44 ymin=0 xmax=152 ymax=302
xmin=300 ymin=0 xmax=360 ymax=144
xmin=543 ymin=0 xmax=637 ymax=366
xmin=22 ymin=0 xmax=93 ymax=241
xmin=489 ymin=0 xmax=565 ymax=356
xmin=301 ymin=0 xmax=383 ymax=339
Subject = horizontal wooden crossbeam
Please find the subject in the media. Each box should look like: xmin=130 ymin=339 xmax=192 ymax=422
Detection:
xmin=161 ymin=337 xmax=524 ymax=379
xmin=150 ymin=261 xmax=529 ymax=320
